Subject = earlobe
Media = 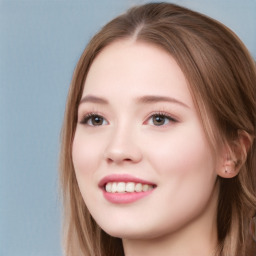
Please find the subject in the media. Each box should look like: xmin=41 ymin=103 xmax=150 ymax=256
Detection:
xmin=222 ymin=159 xmax=238 ymax=178
xmin=217 ymin=130 xmax=252 ymax=179
xmin=216 ymin=148 xmax=239 ymax=178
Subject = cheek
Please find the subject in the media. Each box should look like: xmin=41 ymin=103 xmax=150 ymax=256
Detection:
xmin=145 ymin=122 xmax=217 ymax=209
xmin=72 ymin=130 xmax=104 ymax=205
xmin=147 ymin=123 xmax=215 ymax=176
xmin=72 ymin=129 xmax=102 ymax=174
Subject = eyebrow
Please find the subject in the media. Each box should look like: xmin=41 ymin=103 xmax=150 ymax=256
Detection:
xmin=136 ymin=95 xmax=189 ymax=108
xmin=79 ymin=95 xmax=109 ymax=105
xmin=79 ymin=94 xmax=189 ymax=108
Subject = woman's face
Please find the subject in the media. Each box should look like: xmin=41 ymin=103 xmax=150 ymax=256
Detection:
xmin=72 ymin=40 xmax=220 ymax=240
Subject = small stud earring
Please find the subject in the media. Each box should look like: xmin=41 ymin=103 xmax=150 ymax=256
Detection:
xmin=225 ymin=165 xmax=232 ymax=174
xmin=224 ymin=160 xmax=236 ymax=174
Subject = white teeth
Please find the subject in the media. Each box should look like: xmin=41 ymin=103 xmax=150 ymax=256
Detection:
xmin=126 ymin=182 xmax=135 ymax=192
xmin=106 ymin=183 xmax=112 ymax=192
xmin=142 ymin=184 xmax=149 ymax=192
xmin=117 ymin=182 xmax=126 ymax=193
xmin=111 ymin=182 xmax=117 ymax=193
xmin=105 ymin=182 xmax=154 ymax=193
xmin=135 ymin=183 xmax=142 ymax=192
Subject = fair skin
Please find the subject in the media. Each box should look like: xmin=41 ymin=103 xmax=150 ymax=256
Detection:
xmin=72 ymin=39 xmax=223 ymax=255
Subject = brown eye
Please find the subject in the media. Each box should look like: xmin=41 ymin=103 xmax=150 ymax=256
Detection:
xmin=80 ymin=114 xmax=107 ymax=126
xmin=152 ymin=115 xmax=166 ymax=126
xmin=91 ymin=116 xmax=104 ymax=125
xmin=147 ymin=113 xmax=177 ymax=126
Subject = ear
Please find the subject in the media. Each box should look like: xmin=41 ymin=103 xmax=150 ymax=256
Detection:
xmin=217 ymin=130 xmax=252 ymax=179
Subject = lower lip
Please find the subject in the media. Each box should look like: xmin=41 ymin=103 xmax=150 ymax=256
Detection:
xmin=102 ymin=189 xmax=154 ymax=204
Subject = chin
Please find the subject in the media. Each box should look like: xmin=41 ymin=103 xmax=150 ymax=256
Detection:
xmin=106 ymin=230 xmax=154 ymax=240
xmin=98 ymin=222 xmax=165 ymax=240
xmin=99 ymin=224 xmax=139 ymax=238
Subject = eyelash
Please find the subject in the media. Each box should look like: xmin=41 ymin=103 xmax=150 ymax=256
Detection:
xmin=145 ymin=112 xmax=178 ymax=126
xmin=79 ymin=112 xmax=178 ymax=126
xmin=79 ymin=113 xmax=107 ymax=126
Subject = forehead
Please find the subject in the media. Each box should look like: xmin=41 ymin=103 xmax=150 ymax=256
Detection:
xmin=82 ymin=39 xmax=194 ymax=108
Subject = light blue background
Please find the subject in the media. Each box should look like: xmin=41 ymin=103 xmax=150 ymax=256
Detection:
xmin=1 ymin=0 xmax=255 ymax=255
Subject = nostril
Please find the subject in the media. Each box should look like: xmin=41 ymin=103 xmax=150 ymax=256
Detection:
xmin=106 ymin=157 xmax=132 ymax=164
xmin=124 ymin=158 xmax=132 ymax=161
xmin=106 ymin=158 xmax=114 ymax=164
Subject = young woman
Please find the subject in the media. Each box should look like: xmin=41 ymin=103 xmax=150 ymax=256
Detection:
xmin=60 ymin=3 xmax=256 ymax=256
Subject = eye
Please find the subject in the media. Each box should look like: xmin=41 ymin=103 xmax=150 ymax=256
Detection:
xmin=80 ymin=114 xmax=108 ymax=126
xmin=147 ymin=113 xmax=177 ymax=126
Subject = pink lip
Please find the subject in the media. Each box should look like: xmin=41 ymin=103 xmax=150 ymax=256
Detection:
xmin=99 ymin=174 xmax=156 ymax=204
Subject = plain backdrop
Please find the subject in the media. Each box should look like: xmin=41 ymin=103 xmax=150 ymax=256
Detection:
xmin=1 ymin=0 xmax=255 ymax=255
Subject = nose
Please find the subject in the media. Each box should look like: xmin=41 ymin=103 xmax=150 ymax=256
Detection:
xmin=104 ymin=125 xmax=143 ymax=165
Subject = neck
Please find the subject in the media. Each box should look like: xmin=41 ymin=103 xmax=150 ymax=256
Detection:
xmin=122 ymin=185 xmax=219 ymax=256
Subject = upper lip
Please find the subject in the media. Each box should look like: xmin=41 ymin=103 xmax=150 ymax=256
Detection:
xmin=98 ymin=174 xmax=156 ymax=188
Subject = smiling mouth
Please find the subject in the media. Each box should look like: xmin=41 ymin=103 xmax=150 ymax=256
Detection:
xmin=99 ymin=174 xmax=157 ymax=203
xmin=105 ymin=182 xmax=155 ymax=193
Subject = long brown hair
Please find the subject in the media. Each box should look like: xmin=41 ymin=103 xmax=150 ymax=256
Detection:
xmin=60 ymin=3 xmax=256 ymax=256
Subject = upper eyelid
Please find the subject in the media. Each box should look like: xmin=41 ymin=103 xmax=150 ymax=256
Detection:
xmin=145 ymin=111 xmax=178 ymax=122
xmin=78 ymin=109 xmax=105 ymax=119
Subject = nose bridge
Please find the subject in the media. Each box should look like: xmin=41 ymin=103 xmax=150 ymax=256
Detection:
xmin=104 ymin=119 xmax=142 ymax=164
